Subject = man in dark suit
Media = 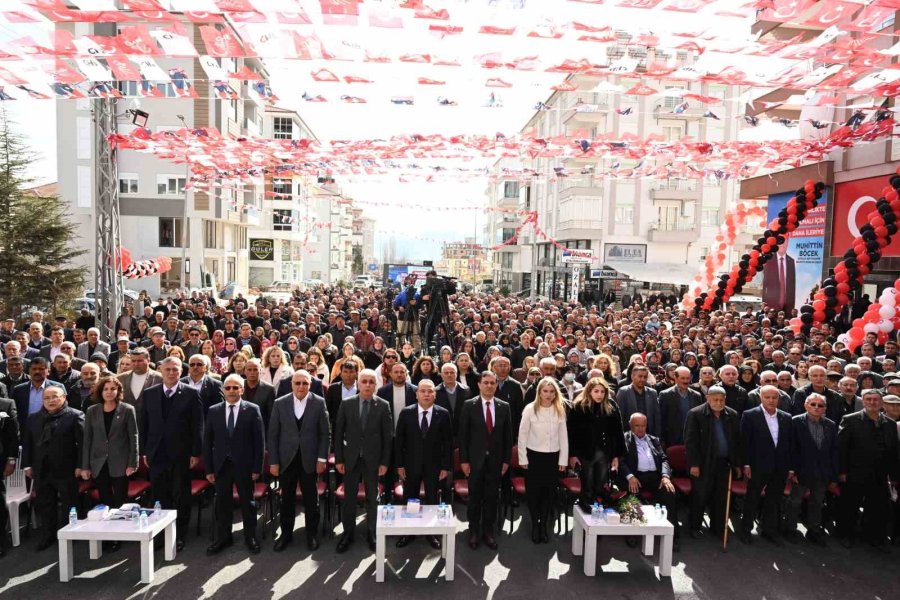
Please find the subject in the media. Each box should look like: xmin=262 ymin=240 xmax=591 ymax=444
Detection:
xmin=118 ymin=347 xmax=163 ymax=431
xmin=621 ymin=413 xmax=679 ymax=546
xmin=492 ymin=357 xmax=525 ymax=442
xmin=394 ymin=380 xmax=452 ymax=549
xmin=180 ymin=354 xmax=224 ymax=414
xmin=269 ymin=370 xmax=330 ymax=552
xmin=12 ymin=357 xmax=65 ymax=432
xmin=738 ymin=385 xmax=793 ymax=546
xmin=0 ymin=394 xmax=18 ymax=556
xmin=325 ymin=361 xmax=358 ymax=445
xmin=378 ymin=363 xmax=417 ymax=428
xmin=106 ymin=336 xmax=133 ymax=373
xmin=275 ymin=368 xmax=324 ymax=398
xmin=21 ymin=386 xmax=83 ymax=551
xmin=762 ymin=243 xmax=796 ymax=313
xmin=140 ymin=357 xmax=204 ymax=551
xmin=203 ymin=374 xmax=265 ymax=555
xmin=245 ymin=359 xmax=277 ymax=431
xmin=435 ymin=362 xmax=472 ymax=440
xmin=458 ymin=371 xmax=513 ymax=551
xmin=334 ymin=368 xmax=392 ymax=553
xmin=658 ymin=366 xmax=703 ymax=447
xmin=37 ymin=327 xmax=65 ymax=362
xmin=616 ymin=365 xmax=661 ymax=438
xmin=836 ymin=389 xmax=900 ymax=551
xmin=783 ymin=392 xmax=838 ymax=546
xmin=684 ymin=385 xmax=742 ymax=540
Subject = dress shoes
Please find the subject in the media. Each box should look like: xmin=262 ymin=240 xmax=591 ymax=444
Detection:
xmin=482 ymin=534 xmax=498 ymax=550
xmin=273 ymin=535 xmax=292 ymax=552
xmin=176 ymin=539 xmax=186 ymax=552
xmin=468 ymin=533 xmax=480 ymax=550
xmin=36 ymin=537 xmax=55 ymax=552
xmin=367 ymin=532 xmax=377 ymax=552
xmin=336 ymin=534 xmax=353 ymax=554
xmin=206 ymin=538 xmax=233 ymax=556
xmin=307 ymin=536 xmax=320 ymax=551
xmin=396 ymin=535 xmax=413 ymax=548
xmin=246 ymin=537 xmax=261 ymax=554
xmin=761 ymin=532 xmax=784 ymax=547
xmin=531 ymin=523 xmax=541 ymax=544
xmin=427 ymin=535 xmax=442 ymax=550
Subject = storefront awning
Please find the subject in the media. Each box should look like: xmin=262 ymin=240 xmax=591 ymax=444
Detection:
xmin=604 ymin=261 xmax=701 ymax=286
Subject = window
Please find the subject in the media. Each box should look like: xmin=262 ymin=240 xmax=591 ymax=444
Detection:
xmin=273 ymin=209 xmax=292 ymax=231
xmin=156 ymin=83 xmax=176 ymax=98
xmin=160 ymin=258 xmax=182 ymax=290
xmin=115 ymin=81 xmax=138 ymax=97
xmin=230 ymin=98 xmax=239 ymax=123
xmin=663 ymin=87 xmax=685 ymax=108
xmin=157 ymin=175 xmax=186 ymax=195
xmin=272 ymin=178 xmax=293 ymax=198
xmin=204 ymin=220 xmax=219 ymax=249
xmin=614 ymin=202 xmax=634 ymax=224
xmin=273 ymin=117 xmax=293 ymax=140
xmin=503 ymin=181 xmax=519 ymax=199
xmin=237 ymin=226 xmax=248 ymax=250
xmin=662 ymin=125 xmax=684 ymax=142
xmin=118 ymin=174 xmax=138 ymax=194
xmin=701 ymin=207 xmax=720 ymax=226
xmin=159 ymin=217 xmax=188 ymax=248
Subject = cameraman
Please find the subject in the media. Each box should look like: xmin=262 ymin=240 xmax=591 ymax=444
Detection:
xmin=393 ymin=276 xmax=422 ymax=351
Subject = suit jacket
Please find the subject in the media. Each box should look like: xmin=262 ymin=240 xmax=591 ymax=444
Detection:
xmin=334 ymin=394 xmax=392 ymax=473
xmin=276 ymin=376 xmax=324 ymax=399
xmin=435 ymin=383 xmax=473 ymax=437
xmin=495 ymin=378 xmax=525 ymax=441
xmin=244 ymin=381 xmax=277 ymax=431
xmin=621 ymin=431 xmax=672 ymax=480
xmin=75 ymin=341 xmax=111 ymax=361
xmin=394 ymin=403 xmax=452 ymax=477
xmin=658 ymin=385 xmax=703 ymax=447
xmin=12 ymin=380 xmax=65 ymax=432
xmin=325 ymin=381 xmax=357 ymax=442
xmin=790 ymin=414 xmax=838 ymax=482
xmin=139 ymin=382 xmax=204 ymax=476
xmin=740 ymin=405 xmax=793 ymax=472
xmin=684 ymin=403 xmax=742 ymax=473
xmin=22 ymin=404 xmax=84 ymax=479
xmin=837 ymin=410 xmax=900 ymax=482
xmin=0 ymin=358 xmax=30 ymax=375
xmin=0 ymin=397 xmax=19 ymax=462
xmin=377 ymin=382 xmax=417 ymax=424
xmin=38 ymin=345 xmax=64 ymax=361
xmin=267 ymin=392 xmax=330 ymax=474
xmin=118 ymin=369 xmax=163 ymax=429
xmin=458 ymin=396 xmax=513 ymax=473
xmin=180 ymin=375 xmax=225 ymax=413
xmin=762 ymin=253 xmax=796 ymax=312
xmin=203 ymin=400 xmax=264 ymax=477
xmin=82 ymin=402 xmax=139 ymax=477
xmin=616 ymin=384 xmax=661 ymax=438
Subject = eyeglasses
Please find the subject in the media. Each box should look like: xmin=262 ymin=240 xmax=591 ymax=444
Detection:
xmin=223 ymin=385 xmax=242 ymax=391
xmin=808 ymin=403 xmax=826 ymax=408
xmin=384 ymin=355 xmax=398 ymax=360
xmin=189 ymin=362 xmax=205 ymax=367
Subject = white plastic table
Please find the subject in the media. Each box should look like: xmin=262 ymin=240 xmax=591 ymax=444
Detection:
xmin=57 ymin=510 xmax=177 ymax=583
xmin=375 ymin=505 xmax=457 ymax=582
xmin=571 ymin=505 xmax=674 ymax=577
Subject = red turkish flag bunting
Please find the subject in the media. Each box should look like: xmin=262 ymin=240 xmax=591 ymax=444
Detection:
xmin=106 ymin=55 xmax=142 ymax=80
xmin=200 ymin=25 xmax=245 ymax=57
xmin=312 ymin=69 xmax=339 ymax=82
xmin=479 ymin=25 xmax=516 ymax=35
xmin=801 ymin=1 xmax=859 ymax=26
xmin=121 ymin=0 xmax=165 ymax=9
xmin=625 ymin=83 xmax=658 ymax=95
xmin=117 ymin=25 xmax=161 ymax=55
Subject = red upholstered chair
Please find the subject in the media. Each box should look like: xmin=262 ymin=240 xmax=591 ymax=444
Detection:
xmin=392 ymin=480 xmax=426 ymax=503
xmin=332 ymin=481 xmax=385 ymax=530
xmin=665 ymin=445 xmax=693 ymax=496
xmin=502 ymin=445 xmax=527 ymax=533
xmin=559 ymin=476 xmax=581 ymax=532
xmin=189 ymin=457 xmax=213 ymax=535
xmin=452 ymin=448 xmax=469 ymax=504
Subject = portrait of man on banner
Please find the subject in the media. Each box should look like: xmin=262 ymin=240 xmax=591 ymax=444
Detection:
xmin=762 ymin=238 xmax=796 ymax=312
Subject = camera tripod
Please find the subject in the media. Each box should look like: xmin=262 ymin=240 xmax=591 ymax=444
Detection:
xmin=422 ymin=290 xmax=452 ymax=356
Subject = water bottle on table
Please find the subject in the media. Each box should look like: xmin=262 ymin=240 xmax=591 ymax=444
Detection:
xmin=131 ymin=506 xmax=140 ymax=524
xmin=68 ymin=506 xmax=78 ymax=526
xmin=153 ymin=500 xmax=162 ymax=520
xmin=590 ymin=502 xmax=602 ymax=522
xmin=139 ymin=510 xmax=149 ymax=529
xmin=654 ymin=503 xmax=662 ymax=520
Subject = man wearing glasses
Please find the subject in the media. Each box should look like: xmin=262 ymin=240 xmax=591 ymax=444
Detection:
xmin=181 ymin=354 xmax=225 ymax=414
xmin=269 ymin=370 xmax=330 ymax=552
xmin=203 ymin=374 xmax=265 ymax=555
xmin=181 ymin=326 xmax=203 ymax=359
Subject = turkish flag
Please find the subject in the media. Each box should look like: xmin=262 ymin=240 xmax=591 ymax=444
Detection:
xmin=200 ymin=25 xmax=245 ymax=56
xmin=832 ymin=176 xmax=900 ymax=256
xmin=106 ymin=54 xmax=143 ymax=80
xmin=845 ymin=5 xmax=895 ymax=31
xmin=801 ymin=1 xmax=859 ymax=27
xmin=121 ymin=0 xmax=164 ymax=8
xmin=118 ymin=25 xmax=161 ymax=55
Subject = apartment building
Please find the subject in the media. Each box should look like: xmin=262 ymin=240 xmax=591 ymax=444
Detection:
xmin=437 ymin=238 xmax=491 ymax=285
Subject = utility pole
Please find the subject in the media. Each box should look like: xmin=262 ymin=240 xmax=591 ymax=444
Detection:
xmin=94 ymin=96 xmax=123 ymax=342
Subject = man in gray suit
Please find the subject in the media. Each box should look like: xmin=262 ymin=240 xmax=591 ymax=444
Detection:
xmin=117 ymin=348 xmax=162 ymax=430
xmin=75 ymin=328 xmax=111 ymax=362
xmin=616 ymin=365 xmax=661 ymax=437
xmin=334 ymin=368 xmax=392 ymax=553
xmin=269 ymin=370 xmax=330 ymax=552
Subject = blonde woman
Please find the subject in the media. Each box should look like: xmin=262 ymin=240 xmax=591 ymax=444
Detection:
xmin=518 ymin=377 xmax=568 ymax=544
xmin=260 ymin=346 xmax=294 ymax=391
xmin=330 ymin=341 xmax=358 ymax=383
xmin=306 ymin=347 xmax=330 ymax=381
xmin=567 ymin=377 xmax=625 ymax=510
xmin=593 ymin=353 xmax=619 ymax=394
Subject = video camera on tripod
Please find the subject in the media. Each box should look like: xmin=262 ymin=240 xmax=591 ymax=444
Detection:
xmin=421 ymin=271 xmax=457 ymax=354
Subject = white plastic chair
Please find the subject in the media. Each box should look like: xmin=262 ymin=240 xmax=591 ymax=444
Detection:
xmin=5 ymin=448 xmax=31 ymax=547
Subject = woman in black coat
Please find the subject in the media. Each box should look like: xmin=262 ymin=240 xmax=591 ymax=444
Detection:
xmin=567 ymin=377 xmax=626 ymax=509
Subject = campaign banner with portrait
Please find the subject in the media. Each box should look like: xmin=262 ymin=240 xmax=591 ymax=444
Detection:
xmin=761 ymin=189 xmax=828 ymax=312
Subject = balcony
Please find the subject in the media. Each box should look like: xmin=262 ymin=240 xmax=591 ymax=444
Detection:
xmin=241 ymin=205 xmax=260 ymax=227
xmin=563 ymin=92 xmax=610 ymax=124
xmin=559 ymin=179 xmax=603 ymax=201
xmin=648 ymin=219 xmax=698 ymax=243
xmin=558 ymin=219 xmax=603 ymax=238
xmin=653 ymin=104 xmax=706 ymax=121
xmin=649 ymin=179 xmax=698 ymax=200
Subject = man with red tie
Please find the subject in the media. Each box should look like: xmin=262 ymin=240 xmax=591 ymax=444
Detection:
xmin=762 ymin=242 xmax=796 ymax=312
xmin=458 ymin=371 xmax=513 ymax=551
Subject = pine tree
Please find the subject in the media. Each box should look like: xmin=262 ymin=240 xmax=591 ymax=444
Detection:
xmin=352 ymin=245 xmax=364 ymax=276
xmin=0 ymin=108 xmax=87 ymax=321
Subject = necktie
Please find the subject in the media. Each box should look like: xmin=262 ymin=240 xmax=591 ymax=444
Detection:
xmin=360 ymin=399 xmax=370 ymax=429
xmin=165 ymin=388 xmax=174 ymax=398
xmin=485 ymin=401 xmax=493 ymax=434
xmin=779 ymin=257 xmax=786 ymax=307
xmin=228 ymin=404 xmax=236 ymax=436
xmin=421 ymin=410 xmax=429 ymax=437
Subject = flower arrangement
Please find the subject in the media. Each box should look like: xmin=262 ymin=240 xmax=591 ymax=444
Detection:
xmin=616 ymin=495 xmax=647 ymax=525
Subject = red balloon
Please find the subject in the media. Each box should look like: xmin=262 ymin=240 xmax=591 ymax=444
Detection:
xmin=813 ymin=311 xmax=826 ymax=322
xmin=848 ymin=327 xmax=864 ymax=341
xmin=878 ymin=332 xmax=889 ymax=345
xmin=870 ymin=215 xmax=885 ymax=228
xmin=858 ymin=253 xmax=870 ymax=265
xmin=835 ymin=271 xmax=849 ymax=283
xmin=859 ymin=264 xmax=871 ymax=275
xmin=838 ymin=293 xmax=850 ymax=304
xmin=853 ymin=318 xmax=864 ymax=328
xmin=895 ymin=279 xmax=900 ymax=292
xmin=875 ymin=226 xmax=889 ymax=238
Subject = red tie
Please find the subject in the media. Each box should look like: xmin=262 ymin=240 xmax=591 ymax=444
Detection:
xmin=485 ymin=401 xmax=493 ymax=434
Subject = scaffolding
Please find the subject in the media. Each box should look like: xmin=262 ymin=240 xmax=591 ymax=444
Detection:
xmin=94 ymin=97 xmax=123 ymax=341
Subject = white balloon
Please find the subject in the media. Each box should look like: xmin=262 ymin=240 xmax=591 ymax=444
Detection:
xmin=837 ymin=333 xmax=849 ymax=345
xmin=879 ymin=305 xmax=896 ymax=319
xmin=879 ymin=319 xmax=894 ymax=333
xmin=864 ymin=322 xmax=879 ymax=333
xmin=880 ymin=288 xmax=898 ymax=307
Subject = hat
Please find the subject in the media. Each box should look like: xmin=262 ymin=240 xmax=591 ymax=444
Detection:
xmin=90 ymin=352 xmax=108 ymax=363
xmin=149 ymin=326 xmax=164 ymax=336
xmin=883 ymin=394 xmax=900 ymax=404
xmin=883 ymin=372 xmax=900 ymax=382
xmin=117 ymin=335 xmax=130 ymax=343
xmin=826 ymin=371 xmax=842 ymax=380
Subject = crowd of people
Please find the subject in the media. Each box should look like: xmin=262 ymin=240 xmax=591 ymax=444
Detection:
xmin=0 ymin=276 xmax=898 ymax=563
